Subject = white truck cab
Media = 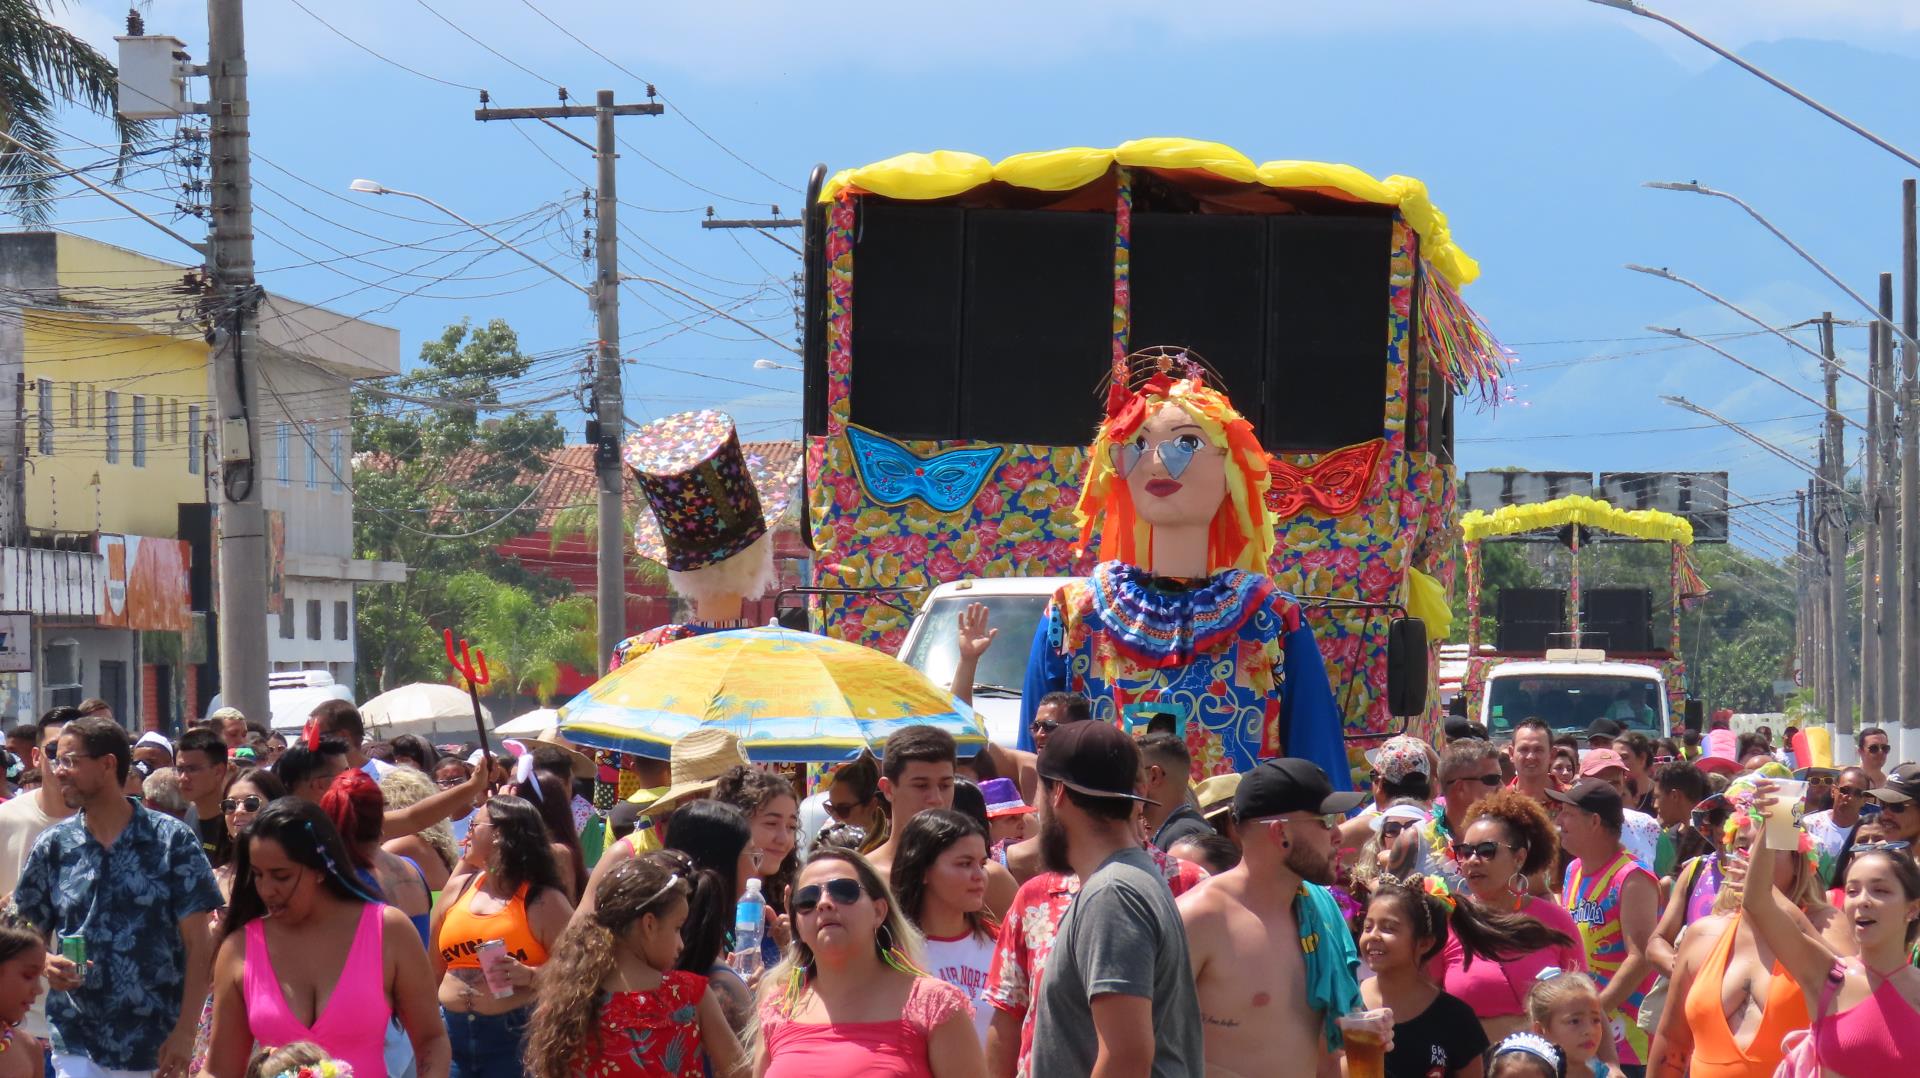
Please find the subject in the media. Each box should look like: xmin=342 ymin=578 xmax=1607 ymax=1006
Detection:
xmin=896 ymin=577 xmax=1082 ymax=749
xmin=1480 ymin=649 xmax=1670 ymax=741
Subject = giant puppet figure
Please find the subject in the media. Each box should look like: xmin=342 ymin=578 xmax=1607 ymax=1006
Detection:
xmin=1019 ymin=348 xmax=1347 ymax=784
xmin=608 ymin=409 xmax=798 ymax=669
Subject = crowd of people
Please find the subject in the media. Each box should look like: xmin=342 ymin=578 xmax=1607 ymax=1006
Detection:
xmin=0 ymin=688 xmax=1913 ymax=1078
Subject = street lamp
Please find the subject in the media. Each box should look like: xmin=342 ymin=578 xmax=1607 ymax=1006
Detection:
xmin=349 ymin=179 xmax=589 ymax=295
xmin=1587 ymin=1 xmax=1920 ymax=171
xmin=1626 ymin=264 xmax=1893 ymax=403
xmin=1644 ymin=181 xmax=1917 ymax=352
xmin=1648 ymin=326 xmax=1866 ymax=432
xmin=752 ymin=359 xmax=801 ymax=372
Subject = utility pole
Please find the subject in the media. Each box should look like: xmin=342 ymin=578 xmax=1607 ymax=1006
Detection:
xmin=476 ymin=91 xmax=661 ymax=674
xmin=205 ymin=0 xmax=268 ymax=727
xmin=592 ymin=90 xmax=623 ymax=678
xmin=1821 ymin=313 xmax=1854 ymax=741
xmin=1878 ymin=274 xmax=1900 ymax=730
xmin=1901 ymin=178 xmax=1919 ymax=747
xmin=1861 ymin=310 xmax=1881 ymax=728
xmin=1797 ymin=492 xmax=1814 ymax=712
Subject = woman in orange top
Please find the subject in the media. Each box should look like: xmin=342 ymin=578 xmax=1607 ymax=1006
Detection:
xmin=430 ymin=795 xmax=574 ymax=1078
xmin=1647 ymin=808 xmax=1831 ymax=1078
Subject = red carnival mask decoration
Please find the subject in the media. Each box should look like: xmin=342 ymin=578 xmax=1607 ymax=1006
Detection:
xmin=1266 ymin=440 xmax=1387 ymax=520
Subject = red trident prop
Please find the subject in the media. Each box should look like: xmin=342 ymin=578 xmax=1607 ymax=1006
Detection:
xmin=444 ymin=628 xmax=492 ymax=764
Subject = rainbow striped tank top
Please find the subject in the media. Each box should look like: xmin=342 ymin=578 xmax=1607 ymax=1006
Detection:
xmin=1563 ymin=849 xmax=1658 ymax=1066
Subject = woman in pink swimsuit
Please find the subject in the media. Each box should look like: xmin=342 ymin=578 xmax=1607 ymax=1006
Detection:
xmin=1743 ymin=780 xmax=1920 ymax=1077
xmin=203 ymin=797 xmax=448 ymax=1078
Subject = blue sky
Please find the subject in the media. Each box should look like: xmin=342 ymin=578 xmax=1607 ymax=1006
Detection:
xmin=41 ymin=0 xmax=1920 ymax=558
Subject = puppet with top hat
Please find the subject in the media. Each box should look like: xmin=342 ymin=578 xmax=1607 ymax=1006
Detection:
xmin=608 ymin=409 xmax=799 ymax=669
xmin=1018 ymin=347 xmax=1347 ymax=785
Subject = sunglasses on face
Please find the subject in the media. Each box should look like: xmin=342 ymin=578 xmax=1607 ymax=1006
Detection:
xmin=1851 ymin=840 xmax=1912 ymax=854
xmin=1448 ymin=773 xmax=1502 ymax=788
xmin=1838 ymin=786 xmax=1865 ymax=798
xmin=1030 ymin=719 xmax=1059 ymax=734
xmin=1111 ymin=432 xmax=1218 ymax=480
xmin=824 ymin=799 xmax=866 ymax=820
xmin=220 ymin=795 xmax=263 ymax=814
xmin=790 ymin=877 xmax=865 ymax=915
xmin=1866 ymin=744 xmax=1891 ymax=755
xmin=1451 ymin=841 xmax=1513 ymax=863
xmin=1380 ymin=820 xmax=1415 ymax=841
xmin=1883 ymin=799 xmax=1918 ymax=813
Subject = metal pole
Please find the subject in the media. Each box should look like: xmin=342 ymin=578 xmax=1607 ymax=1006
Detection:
xmin=206 ymin=0 xmax=268 ymax=727
xmin=1822 ymin=313 xmax=1854 ymax=739
xmin=1862 ymin=312 xmax=1882 ymax=727
xmin=1879 ymin=276 xmax=1900 ymax=730
xmin=1797 ymin=492 xmax=1813 ymax=712
xmin=593 ymin=90 xmax=625 ymax=676
xmin=1902 ymin=179 xmax=1920 ymax=742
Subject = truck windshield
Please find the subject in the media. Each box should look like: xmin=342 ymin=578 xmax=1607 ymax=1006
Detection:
xmin=1486 ymin=674 xmax=1665 ymax=736
xmin=902 ymin=594 xmax=1051 ymax=697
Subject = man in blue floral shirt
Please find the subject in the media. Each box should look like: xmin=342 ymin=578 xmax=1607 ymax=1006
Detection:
xmin=15 ymin=716 xmax=220 ymax=1078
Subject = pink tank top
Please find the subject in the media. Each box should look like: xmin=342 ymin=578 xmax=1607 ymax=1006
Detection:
xmin=244 ymin=902 xmax=392 ymax=1078
xmin=1814 ymin=962 xmax=1920 ymax=1077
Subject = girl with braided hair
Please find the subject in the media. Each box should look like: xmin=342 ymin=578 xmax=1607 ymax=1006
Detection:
xmin=1359 ymin=875 xmax=1579 ymax=1078
xmin=521 ymin=855 xmax=746 ymax=1078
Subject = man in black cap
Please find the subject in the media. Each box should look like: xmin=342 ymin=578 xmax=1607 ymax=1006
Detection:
xmin=1026 ymin=721 xmax=1202 ymax=1078
xmin=1586 ymin=717 xmax=1622 ymax=752
xmin=1869 ymin=762 xmax=1920 ymax=846
xmin=1548 ymin=777 xmax=1658 ymax=1073
xmin=1179 ymin=758 xmax=1367 ymax=1078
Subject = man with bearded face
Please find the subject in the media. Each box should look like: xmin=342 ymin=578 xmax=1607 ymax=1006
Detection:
xmin=1178 ymin=758 xmax=1367 ymax=1078
xmin=1019 ymin=355 xmax=1346 ymax=785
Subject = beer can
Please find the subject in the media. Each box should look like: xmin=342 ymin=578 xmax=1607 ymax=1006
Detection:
xmin=57 ymin=933 xmax=85 ymax=967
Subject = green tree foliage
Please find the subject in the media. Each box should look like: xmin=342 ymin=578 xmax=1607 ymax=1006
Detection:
xmin=0 ymin=0 xmax=150 ymax=223
xmin=353 ymin=319 xmax=568 ymax=695
xmin=444 ymin=571 xmax=596 ymax=703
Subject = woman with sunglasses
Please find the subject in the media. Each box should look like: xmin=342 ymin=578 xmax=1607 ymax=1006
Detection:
xmin=758 ymin=847 xmax=984 ymax=1078
xmin=822 ymin=755 xmax=888 ymax=856
xmin=431 ymin=795 xmax=573 ymax=1078
xmin=1436 ymin=790 xmax=1587 ymax=1045
xmin=213 ymin=767 xmax=287 ymax=901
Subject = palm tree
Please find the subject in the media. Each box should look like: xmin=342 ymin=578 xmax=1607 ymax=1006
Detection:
xmin=0 ymin=1 xmax=151 ymax=224
xmin=445 ymin=571 xmax=598 ymax=704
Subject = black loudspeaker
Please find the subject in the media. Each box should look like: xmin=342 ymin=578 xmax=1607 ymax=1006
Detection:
xmin=1130 ymin=213 xmax=1268 ymax=420
xmin=1684 ymin=698 xmax=1704 ymax=734
xmin=959 ymin=209 xmax=1112 ymax=445
xmin=848 ymin=202 xmax=965 ymax=441
xmin=1583 ymin=588 xmax=1653 ymax=653
xmin=1387 ymin=617 xmax=1429 ymax=717
xmin=1266 ymin=215 xmax=1391 ymax=451
xmin=1496 ymin=588 xmax=1567 ymax=653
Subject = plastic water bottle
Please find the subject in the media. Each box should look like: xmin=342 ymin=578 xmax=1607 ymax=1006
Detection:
xmin=734 ymin=878 xmax=766 ymax=976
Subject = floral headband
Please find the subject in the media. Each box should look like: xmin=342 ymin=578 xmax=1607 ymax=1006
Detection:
xmin=1419 ymin=874 xmax=1457 ymax=916
xmin=269 ymin=1061 xmax=351 ymax=1078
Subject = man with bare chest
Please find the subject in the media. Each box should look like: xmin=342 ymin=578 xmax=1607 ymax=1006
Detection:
xmin=1180 ymin=758 xmax=1365 ymax=1078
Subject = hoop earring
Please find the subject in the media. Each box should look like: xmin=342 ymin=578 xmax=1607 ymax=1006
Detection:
xmin=1507 ymin=873 xmax=1529 ymax=897
xmin=875 ymin=923 xmax=921 ymax=977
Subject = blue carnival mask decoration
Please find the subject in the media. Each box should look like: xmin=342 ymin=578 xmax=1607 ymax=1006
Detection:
xmin=846 ymin=425 xmax=1003 ymax=513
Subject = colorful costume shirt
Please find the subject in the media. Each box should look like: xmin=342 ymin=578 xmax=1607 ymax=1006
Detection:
xmin=1562 ymin=850 xmax=1658 ymax=1067
xmin=1020 ymin=561 xmax=1346 ymax=782
xmin=14 ymin=799 xmax=223 ymax=1071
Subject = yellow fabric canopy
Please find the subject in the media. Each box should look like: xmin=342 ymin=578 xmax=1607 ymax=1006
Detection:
xmin=1460 ymin=495 xmax=1695 ymax=546
xmin=819 ymin=137 xmax=1480 ymax=287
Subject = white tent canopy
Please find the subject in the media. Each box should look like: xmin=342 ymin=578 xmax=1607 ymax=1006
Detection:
xmin=495 ymin=708 xmax=558 ymax=738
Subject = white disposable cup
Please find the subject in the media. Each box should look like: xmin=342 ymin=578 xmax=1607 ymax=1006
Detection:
xmin=1764 ymin=779 xmax=1806 ymax=849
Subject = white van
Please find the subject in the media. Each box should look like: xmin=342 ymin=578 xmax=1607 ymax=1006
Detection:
xmin=897 ymin=577 xmax=1081 ymax=749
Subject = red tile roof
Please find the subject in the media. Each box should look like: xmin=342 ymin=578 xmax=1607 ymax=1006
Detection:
xmin=435 ymin=441 xmax=801 ymax=532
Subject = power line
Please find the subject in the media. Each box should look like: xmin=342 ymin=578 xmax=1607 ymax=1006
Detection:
xmin=280 ymin=0 xmax=484 ymax=92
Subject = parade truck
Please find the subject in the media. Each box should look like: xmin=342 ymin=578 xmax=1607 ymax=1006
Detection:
xmin=1458 ymin=496 xmax=1709 ymax=740
xmin=796 ymin=138 xmax=1511 ymax=751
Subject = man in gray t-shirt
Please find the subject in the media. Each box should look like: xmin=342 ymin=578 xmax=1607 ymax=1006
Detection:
xmin=1026 ymin=721 xmax=1203 ymax=1077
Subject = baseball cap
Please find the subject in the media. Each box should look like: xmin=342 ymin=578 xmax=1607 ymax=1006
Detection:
xmin=1579 ymin=748 xmax=1626 ymax=777
xmin=1037 ymin=721 xmax=1153 ymax=804
xmin=1366 ymin=736 xmax=1431 ymax=785
xmin=1443 ymin=716 xmax=1490 ymax=742
xmin=1870 ymin=762 xmax=1920 ymax=804
xmin=1585 ymin=718 xmax=1622 ymax=740
xmin=1547 ymin=777 xmax=1623 ymax=816
xmin=1233 ymin=758 xmax=1367 ymax=821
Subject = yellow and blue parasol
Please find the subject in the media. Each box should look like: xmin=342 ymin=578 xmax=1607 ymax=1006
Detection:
xmin=557 ymin=624 xmax=988 ymax=763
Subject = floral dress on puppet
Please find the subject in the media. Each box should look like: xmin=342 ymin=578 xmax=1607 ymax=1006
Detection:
xmin=1019 ymin=348 xmax=1346 ymax=783
xmin=605 ymin=409 xmax=801 ymax=670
